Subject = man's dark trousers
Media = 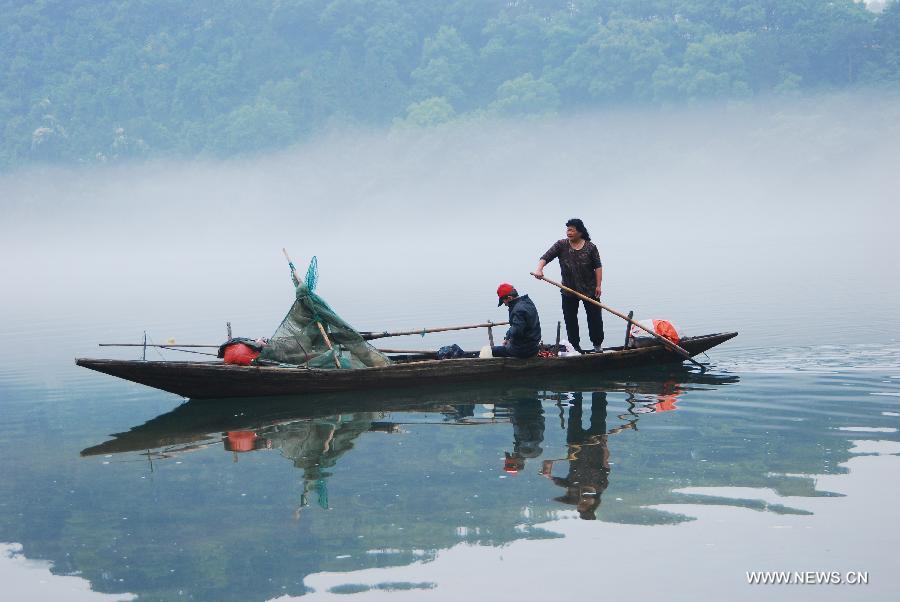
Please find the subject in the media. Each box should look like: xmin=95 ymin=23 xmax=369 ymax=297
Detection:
xmin=491 ymin=345 xmax=537 ymax=358
xmin=561 ymin=294 xmax=604 ymax=351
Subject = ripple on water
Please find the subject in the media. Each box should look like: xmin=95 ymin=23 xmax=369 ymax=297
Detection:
xmin=717 ymin=343 xmax=900 ymax=374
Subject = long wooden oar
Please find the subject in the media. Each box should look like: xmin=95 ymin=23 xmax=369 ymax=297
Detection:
xmin=361 ymin=321 xmax=508 ymax=341
xmin=99 ymin=343 xmax=218 ymax=348
xmin=98 ymin=343 xmax=219 ymax=357
xmin=530 ymin=273 xmax=706 ymax=370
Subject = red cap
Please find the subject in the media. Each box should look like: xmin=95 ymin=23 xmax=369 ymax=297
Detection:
xmin=497 ymin=283 xmax=515 ymax=306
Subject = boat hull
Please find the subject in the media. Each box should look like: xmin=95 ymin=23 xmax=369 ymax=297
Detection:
xmin=76 ymin=332 xmax=737 ymax=399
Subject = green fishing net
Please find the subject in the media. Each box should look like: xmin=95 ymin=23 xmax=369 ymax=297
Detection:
xmin=258 ymin=257 xmax=391 ymax=369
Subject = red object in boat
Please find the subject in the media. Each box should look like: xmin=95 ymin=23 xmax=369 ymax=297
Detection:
xmin=653 ymin=319 xmax=681 ymax=345
xmin=223 ymin=343 xmax=260 ymax=366
xmin=629 ymin=319 xmax=682 ymax=346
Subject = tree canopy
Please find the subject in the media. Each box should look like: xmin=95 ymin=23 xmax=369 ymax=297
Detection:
xmin=1 ymin=0 xmax=898 ymax=168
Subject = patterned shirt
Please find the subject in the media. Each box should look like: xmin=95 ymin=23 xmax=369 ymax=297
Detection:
xmin=540 ymin=239 xmax=603 ymax=297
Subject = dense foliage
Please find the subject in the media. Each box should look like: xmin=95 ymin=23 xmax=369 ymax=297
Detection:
xmin=2 ymin=0 xmax=898 ymax=167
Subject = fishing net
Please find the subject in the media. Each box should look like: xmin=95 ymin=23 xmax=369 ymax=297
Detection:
xmin=258 ymin=256 xmax=391 ymax=369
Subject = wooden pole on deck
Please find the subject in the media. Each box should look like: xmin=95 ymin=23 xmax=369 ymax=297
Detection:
xmin=361 ymin=321 xmax=509 ymax=340
xmin=555 ymin=321 xmax=561 ymax=355
xmin=624 ymin=311 xmax=633 ymax=348
xmin=316 ymin=321 xmax=343 ymax=369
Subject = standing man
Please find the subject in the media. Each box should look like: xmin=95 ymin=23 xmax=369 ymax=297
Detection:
xmin=493 ymin=283 xmax=541 ymax=358
xmin=533 ymin=218 xmax=603 ymax=353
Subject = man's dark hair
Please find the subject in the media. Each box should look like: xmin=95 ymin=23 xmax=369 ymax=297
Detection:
xmin=566 ymin=218 xmax=591 ymax=241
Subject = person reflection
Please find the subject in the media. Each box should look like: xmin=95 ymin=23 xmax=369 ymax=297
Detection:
xmin=496 ymin=398 xmax=545 ymax=474
xmin=541 ymin=392 xmax=610 ymax=520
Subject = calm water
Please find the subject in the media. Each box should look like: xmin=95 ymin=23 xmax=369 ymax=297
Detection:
xmin=2 ymin=334 xmax=899 ymax=601
xmin=2 ymin=101 xmax=899 ymax=600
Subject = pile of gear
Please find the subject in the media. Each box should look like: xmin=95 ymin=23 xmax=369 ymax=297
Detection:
xmin=218 ymin=257 xmax=391 ymax=369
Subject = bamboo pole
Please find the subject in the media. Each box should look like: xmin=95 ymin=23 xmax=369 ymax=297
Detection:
xmin=361 ymin=321 xmax=509 ymax=340
xmin=283 ymin=247 xmax=299 ymax=285
xmin=530 ymin=273 xmax=706 ymax=370
xmin=98 ymin=343 xmax=219 ymax=357
xmin=316 ymin=321 xmax=343 ymax=369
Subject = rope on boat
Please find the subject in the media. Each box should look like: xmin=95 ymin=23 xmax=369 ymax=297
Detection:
xmin=146 ymin=334 xmax=168 ymax=361
xmin=156 ymin=347 xmax=218 ymax=357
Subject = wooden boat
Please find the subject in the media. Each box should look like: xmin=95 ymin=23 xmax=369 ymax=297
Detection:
xmin=75 ymin=331 xmax=737 ymax=399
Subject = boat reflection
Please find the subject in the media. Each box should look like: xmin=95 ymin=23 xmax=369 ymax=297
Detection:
xmin=82 ymin=369 xmax=739 ymax=520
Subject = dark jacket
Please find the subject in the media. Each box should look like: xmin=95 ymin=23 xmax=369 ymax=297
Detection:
xmin=504 ymin=295 xmax=542 ymax=357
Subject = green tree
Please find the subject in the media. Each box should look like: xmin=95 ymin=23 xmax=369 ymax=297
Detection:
xmin=480 ymin=12 xmax=550 ymax=96
xmin=865 ymin=0 xmax=900 ymax=82
xmin=488 ymin=73 xmax=561 ymax=116
xmin=556 ymin=18 xmax=673 ymax=104
xmin=653 ymin=32 xmax=755 ymax=100
xmin=397 ymin=96 xmax=456 ymax=127
xmin=411 ymin=25 xmax=476 ymax=108
xmin=212 ymin=100 xmax=295 ymax=155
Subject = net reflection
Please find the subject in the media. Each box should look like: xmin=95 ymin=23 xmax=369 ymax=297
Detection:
xmin=226 ymin=414 xmax=381 ymax=515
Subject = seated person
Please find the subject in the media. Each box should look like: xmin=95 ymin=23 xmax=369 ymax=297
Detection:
xmin=493 ymin=283 xmax=542 ymax=358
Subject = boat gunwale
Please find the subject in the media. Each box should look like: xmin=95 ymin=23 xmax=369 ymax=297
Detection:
xmin=76 ymin=332 xmax=737 ymax=374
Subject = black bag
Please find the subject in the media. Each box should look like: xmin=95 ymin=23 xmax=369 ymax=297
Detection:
xmin=437 ymin=344 xmax=465 ymax=359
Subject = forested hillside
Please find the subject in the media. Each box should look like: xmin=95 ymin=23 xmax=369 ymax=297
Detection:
xmin=2 ymin=0 xmax=898 ymax=168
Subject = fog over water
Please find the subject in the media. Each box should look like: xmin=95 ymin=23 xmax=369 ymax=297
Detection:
xmin=2 ymin=92 xmax=899 ymax=374
xmin=2 ymin=92 xmax=900 ymax=601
